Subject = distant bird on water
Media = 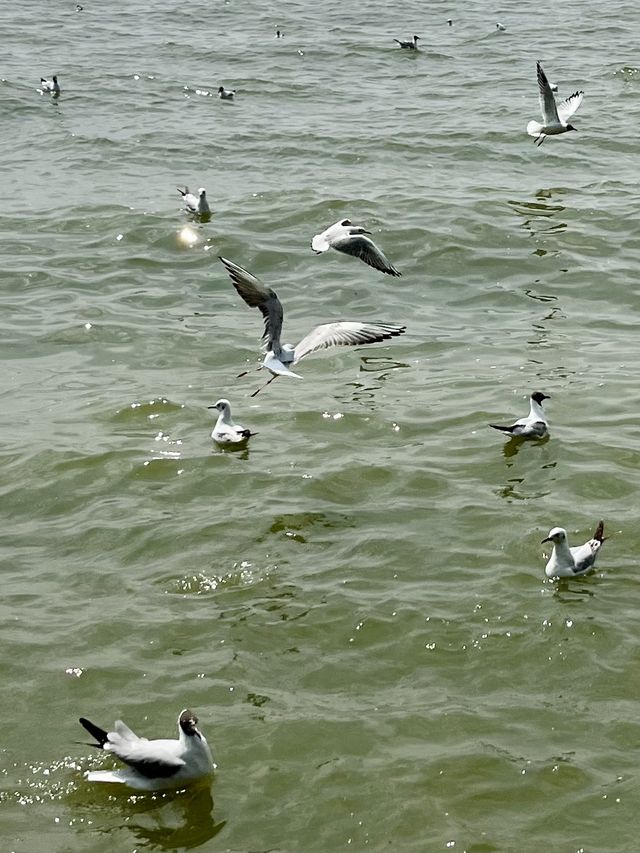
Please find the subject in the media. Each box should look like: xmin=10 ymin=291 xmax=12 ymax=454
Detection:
xmin=446 ymin=19 xmax=453 ymax=26
xmin=394 ymin=35 xmax=420 ymax=49
xmin=542 ymin=521 xmax=607 ymax=579
xmin=79 ymin=709 xmax=215 ymax=791
xmin=275 ymin=28 xmax=284 ymax=38
xmin=209 ymin=399 xmax=256 ymax=446
xmin=489 ymin=391 xmax=550 ymax=439
xmin=527 ymin=61 xmax=583 ymax=146
xmin=218 ymin=86 xmax=235 ymax=100
xmin=177 ymin=186 xmax=210 ymax=216
xmin=40 ymin=75 xmax=60 ymax=96
xmin=311 ymin=219 xmax=401 ymax=277
xmin=495 ymin=22 xmax=507 ymax=31
xmin=219 ymin=256 xmax=406 ymax=395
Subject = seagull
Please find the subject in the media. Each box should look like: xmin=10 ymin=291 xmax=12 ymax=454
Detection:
xmin=218 ymin=86 xmax=235 ymax=100
xmin=527 ymin=61 xmax=583 ymax=146
xmin=489 ymin=391 xmax=550 ymax=439
xmin=394 ymin=35 xmax=420 ymax=49
xmin=40 ymin=75 xmax=60 ymax=96
xmin=219 ymin=256 xmax=406 ymax=396
xmin=275 ymin=28 xmax=284 ymax=38
xmin=177 ymin=186 xmax=210 ymax=216
xmin=209 ymin=399 xmax=256 ymax=445
xmin=495 ymin=22 xmax=506 ymax=31
xmin=79 ymin=709 xmax=215 ymax=791
xmin=542 ymin=521 xmax=606 ymax=579
xmin=446 ymin=19 xmax=453 ymax=26
xmin=311 ymin=219 xmax=401 ymax=277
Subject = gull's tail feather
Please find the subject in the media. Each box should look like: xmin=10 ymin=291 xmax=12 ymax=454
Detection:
xmin=79 ymin=717 xmax=109 ymax=748
xmin=527 ymin=120 xmax=543 ymax=137
xmin=489 ymin=423 xmax=515 ymax=434
xmin=593 ymin=520 xmax=606 ymax=543
xmin=85 ymin=769 xmax=127 ymax=784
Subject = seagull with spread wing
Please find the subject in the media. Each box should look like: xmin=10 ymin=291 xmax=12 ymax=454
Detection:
xmin=219 ymin=256 xmax=406 ymax=396
xmin=527 ymin=61 xmax=584 ymax=146
xmin=311 ymin=219 xmax=401 ymax=276
xmin=79 ymin=709 xmax=215 ymax=791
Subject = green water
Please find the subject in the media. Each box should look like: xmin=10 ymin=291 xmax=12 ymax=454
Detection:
xmin=2 ymin=1 xmax=640 ymax=851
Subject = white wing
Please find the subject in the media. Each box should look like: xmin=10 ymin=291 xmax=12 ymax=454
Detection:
xmin=293 ymin=321 xmax=405 ymax=364
xmin=537 ymin=62 xmax=559 ymax=124
xmin=557 ymin=91 xmax=584 ymax=124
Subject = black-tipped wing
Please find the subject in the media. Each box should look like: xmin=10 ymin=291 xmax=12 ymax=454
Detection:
xmin=293 ymin=321 xmax=405 ymax=364
xmin=219 ymin=257 xmax=283 ymax=349
xmin=79 ymin=717 xmax=109 ymax=748
xmin=332 ymin=234 xmax=401 ymax=276
xmin=557 ymin=91 xmax=583 ymax=124
xmin=593 ymin=520 xmax=605 ymax=543
xmin=489 ymin=423 xmax=516 ymax=434
xmin=537 ymin=61 xmax=559 ymax=124
xmin=112 ymin=744 xmax=186 ymax=778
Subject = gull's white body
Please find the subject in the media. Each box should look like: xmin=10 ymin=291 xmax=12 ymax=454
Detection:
xmin=543 ymin=522 xmax=606 ymax=579
xmin=178 ymin=186 xmax=210 ymax=215
xmin=527 ymin=61 xmax=583 ymax=144
xmin=41 ymin=75 xmax=60 ymax=96
xmin=219 ymin=256 xmax=405 ymax=394
xmin=311 ymin=219 xmax=401 ymax=277
xmin=489 ymin=392 xmax=550 ymax=438
xmin=80 ymin=709 xmax=215 ymax=791
xmin=210 ymin=399 xmax=254 ymax=445
xmin=394 ymin=35 xmax=420 ymax=49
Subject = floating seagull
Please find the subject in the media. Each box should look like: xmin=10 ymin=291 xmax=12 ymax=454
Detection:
xmin=40 ymin=75 xmax=60 ymax=96
xmin=311 ymin=219 xmax=401 ymax=277
xmin=495 ymin=22 xmax=506 ymax=31
xmin=177 ymin=186 xmax=210 ymax=216
xmin=218 ymin=86 xmax=235 ymax=100
xmin=446 ymin=19 xmax=453 ymax=26
xmin=209 ymin=399 xmax=256 ymax=446
xmin=527 ymin=61 xmax=583 ymax=146
xmin=394 ymin=35 xmax=420 ymax=49
xmin=542 ymin=521 xmax=606 ymax=579
xmin=219 ymin=256 xmax=406 ymax=395
xmin=79 ymin=709 xmax=215 ymax=791
xmin=489 ymin=391 xmax=550 ymax=438
xmin=275 ymin=28 xmax=284 ymax=38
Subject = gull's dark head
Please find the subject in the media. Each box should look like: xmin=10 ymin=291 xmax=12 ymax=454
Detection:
xmin=531 ymin=392 xmax=550 ymax=405
xmin=218 ymin=86 xmax=224 ymax=93
xmin=340 ymin=218 xmax=352 ymax=227
xmin=413 ymin=35 xmax=421 ymax=42
xmin=179 ymin=709 xmax=201 ymax=738
xmin=53 ymin=75 xmax=58 ymax=83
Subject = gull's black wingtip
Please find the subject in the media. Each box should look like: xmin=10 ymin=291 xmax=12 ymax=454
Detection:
xmin=79 ymin=716 xmax=109 ymax=747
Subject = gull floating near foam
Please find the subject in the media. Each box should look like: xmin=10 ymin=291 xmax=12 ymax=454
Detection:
xmin=219 ymin=256 xmax=406 ymax=396
xmin=218 ymin=86 xmax=235 ymax=100
xmin=527 ymin=61 xmax=583 ymax=146
xmin=209 ymin=399 xmax=256 ymax=446
xmin=177 ymin=186 xmax=210 ymax=216
xmin=79 ymin=709 xmax=215 ymax=791
xmin=489 ymin=391 xmax=550 ymax=439
xmin=394 ymin=35 xmax=420 ymax=49
xmin=542 ymin=521 xmax=606 ymax=579
xmin=311 ymin=219 xmax=401 ymax=276
xmin=40 ymin=75 xmax=60 ymax=96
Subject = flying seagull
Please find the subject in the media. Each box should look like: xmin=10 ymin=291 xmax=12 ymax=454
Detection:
xmin=40 ymin=75 xmax=60 ymax=96
xmin=177 ymin=186 xmax=210 ymax=216
xmin=79 ymin=709 xmax=215 ymax=791
xmin=542 ymin=521 xmax=606 ymax=579
xmin=209 ymin=398 xmax=256 ymax=446
xmin=489 ymin=391 xmax=550 ymax=438
xmin=394 ymin=35 xmax=420 ymax=49
xmin=311 ymin=219 xmax=401 ymax=276
xmin=527 ymin=61 xmax=583 ymax=146
xmin=219 ymin=256 xmax=406 ymax=395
